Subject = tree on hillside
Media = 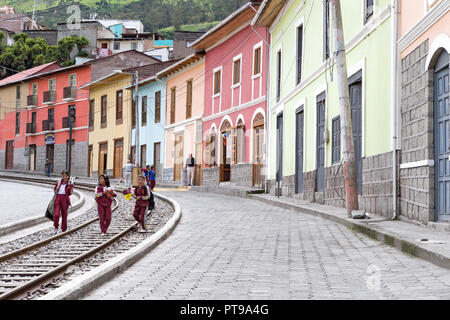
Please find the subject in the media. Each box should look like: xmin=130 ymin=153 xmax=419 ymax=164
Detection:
xmin=0 ymin=33 xmax=90 ymax=78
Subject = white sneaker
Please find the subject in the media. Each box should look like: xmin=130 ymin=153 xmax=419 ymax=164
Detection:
xmin=53 ymin=228 xmax=58 ymax=235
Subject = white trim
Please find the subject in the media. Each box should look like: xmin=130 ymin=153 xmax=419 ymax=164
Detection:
xmin=231 ymin=54 xmax=243 ymax=107
xmin=314 ymin=87 xmax=327 ymax=170
xmin=212 ymin=66 xmax=223 ymax=114
xmin=252 ymin=41 xmax=263 ymax=101
xmin=294 ymin=99 xmax=306 ymax=174
xmin=275 ymin=44 xmax=282 ymax=103
xmin=209 ymin=123 xmax=217 ymax=134
xmin=347 ymin=58 xmax=366 ymax=158
xmin=236 ymin=113 xmax=245 ymax=126
xmin=203 ymin=95 xmax=266 ymax=122
xmin=250 ymin=107 xmax=266 ymax=163
xmin=294 ymin=16 xmax=305 ymax=86
xmin=218 ymin=115 xmax=233 ymax=166
xmin=174 ymin=125 xmax=185 ymax=133
xmin=425 ymin=33 xmax=450 ymax=70
xmin=362 ymin=0 xmax=377 ymax=26
xmin=164 ymin=114 xmax=202 ymax=130
xmin=400 ymin=159 xmax=435 ymax=169
xmin=398 ymin=0 xmax=449 ymax=52
xmin=26 ymin=126 xmax=88 ymax=137
xmin=219 ymin=115 xmax=234 ymax=130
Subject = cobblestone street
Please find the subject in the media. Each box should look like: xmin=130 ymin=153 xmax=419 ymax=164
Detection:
xmin=81 ymin=191 xmax=450 ymax=300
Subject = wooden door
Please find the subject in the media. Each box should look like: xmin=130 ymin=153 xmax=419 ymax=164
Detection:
xmin=29 ymin=145 xmax=36 ymax=171
xmin=98 ymin=143 xmax=108 ymax=176
xmin=114 ymin=139 xmax=124 ymax=178
xmin=221 ymin=130 xmax=231 ymax=182
xmin=174 ymin=134 xmax=183 ymax=181
xmin=253 ymin=120 xmax=264 ymax=188
xmin=5 ymin=140 xmax=14 ymax=169
xmin=154 ymin=142 xmax=161 ymax=178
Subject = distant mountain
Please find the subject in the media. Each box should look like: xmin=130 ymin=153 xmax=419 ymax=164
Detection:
xmin=4 ymin=0 xmax=248 ymax=36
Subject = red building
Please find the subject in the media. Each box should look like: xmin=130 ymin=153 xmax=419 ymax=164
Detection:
xmin=191 ymin=1 xmax=268 ymax=188
xmin=0 ymin=64 xmax=92 ymax=176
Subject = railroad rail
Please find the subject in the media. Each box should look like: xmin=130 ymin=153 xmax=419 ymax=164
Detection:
xmin=0 ymin=175 xmax=140 ymax=300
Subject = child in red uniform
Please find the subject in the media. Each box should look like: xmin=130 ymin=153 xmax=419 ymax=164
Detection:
xmin=53 ymin=171 xmax=74 ymax=234
xmin=95 ymin=174 xmax=117 ymax=235
xmin=133 ymin=175 xmax=151 ymax=232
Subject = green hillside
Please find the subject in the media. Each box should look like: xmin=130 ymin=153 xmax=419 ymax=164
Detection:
xmin=4 ymin=0 xmax=247 ymax=36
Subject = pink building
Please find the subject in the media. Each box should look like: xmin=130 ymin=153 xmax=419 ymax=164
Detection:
xmin=397 ymin=0 xmax=449 ymax=223
xmin=191 ymin=1 xmax=268 ymax=188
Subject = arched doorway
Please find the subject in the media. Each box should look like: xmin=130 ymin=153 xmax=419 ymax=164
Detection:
xmin=252 ymin=113 xmax=264 ymax=187
xmin=434 ymin=49 xmax=449 ymax=221
xmin=220 ymin=119 xmax=232 ymax=182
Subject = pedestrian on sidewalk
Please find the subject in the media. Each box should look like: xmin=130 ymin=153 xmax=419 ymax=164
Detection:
xmin=148 ymin=165 xmax=156 ymax=191
xmin=44 ymin=159 xmax=51 ymax=177
xmin=132 ymin=175 xmax=151 ymax=232
xmin=124 ymin=160 xmax=134 ymax=187
xmin=95 ymin=174 xmax=117 ymax=235
xmin=185 ymin=153 xmax=195 ymax=186
xmin=53 ymin=171 xmax=74 ymax=234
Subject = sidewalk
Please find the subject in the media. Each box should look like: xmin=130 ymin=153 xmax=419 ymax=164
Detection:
xmin=189 ymin=184 xmax=450 ymax=270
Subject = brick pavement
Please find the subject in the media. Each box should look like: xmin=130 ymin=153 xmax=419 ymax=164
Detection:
xmin=83 ymin=191 xmax=450 ymax=300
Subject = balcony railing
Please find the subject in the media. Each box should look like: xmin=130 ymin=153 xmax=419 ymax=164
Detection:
xmin=43 ymin=91 xmax=55 ymax=104
xmin=26 ymin=122 xmax=36 ymax=134
xmin=42 ymin=119 xmax=54 ymax=132
xmin=27 ymin=95 xmax=37 ymax=107
xmin=63 ymin=86 xmax=76 ymax=100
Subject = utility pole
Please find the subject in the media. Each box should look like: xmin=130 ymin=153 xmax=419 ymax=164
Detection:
xmin=134 ymin=71 xmax=140 ymax=168
xmin=68 ymin=105 xmax=76 ymax=174
xmin=32 ymin=0 xmax=36 ymax=30
xmin=330 ymin=0 xmax=359 ymax=217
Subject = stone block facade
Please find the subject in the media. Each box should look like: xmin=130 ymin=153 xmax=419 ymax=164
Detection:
xmin=303 ymin=171 xmax=317 ymax=202
xmin=399 ymin=39 xmax=436 ymax=224
xmin=202 ymin=167 xmax=219 ymax=186
xmin=267 ymin=175 xmax=295 ymax=197
xmin=230 ymin=163 xmax=253 ymax=188
xmin=161 ymin=167 xmax=186 ymax=186
xmin=324 ymin=165 xmax=345 ymax=208
xmin=13 ymin=148 xmax=26 ymax=171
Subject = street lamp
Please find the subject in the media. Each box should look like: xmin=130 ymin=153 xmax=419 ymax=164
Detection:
xmin=114 ymin=70 xmax=140 ymax=168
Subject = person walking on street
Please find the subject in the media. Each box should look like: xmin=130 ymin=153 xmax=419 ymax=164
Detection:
xmin=132 ymin=175 xmax=151 ymax=232
xmin=53 ymin=171 xmax=74 ymax=234
xmin=148 ymin=165 xmax=156 ymax=190
xmin=186 ymin=153 xmax=195 ymax=186
xmin=45 ymin=159 xmax=51 ymax=177
xmin=124 ymin=160 xmax=134 ymax=187
xmin=95 ymin=174 xmax=117 ymax=235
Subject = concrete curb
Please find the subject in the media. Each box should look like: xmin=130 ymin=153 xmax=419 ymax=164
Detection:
xmin=39 ymin=192 xmax=182 ymax=300
xmin=248 ymin=194 xmax=450 ymax=271
xmin=0 ymin=190 xmax=84 ymax=237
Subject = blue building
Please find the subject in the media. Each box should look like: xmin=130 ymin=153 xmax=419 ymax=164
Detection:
xmin=129 ymin=74 xmax=167 ymax=178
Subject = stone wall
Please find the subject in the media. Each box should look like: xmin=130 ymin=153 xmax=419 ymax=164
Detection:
xmin=0 ymin=150 xmax=4 ymax=169
xmin=13 ymin=148 xmax=26 ymax=171
xmin=51 ymin=142 xmax=88 ymax=177
xmin=230 ymin=163 xmax=253 ymax=188
xmin=161 ymin=167 xmax=186 ymax=185
xmin=399 ymin=39 xmax=435 ymax=224
xmin=202 ymin=167 xmax=219 ymax=186
xmin=266 ymin=175 xmax=295 ymax=197
xmin=324 ymin=165 xmax=346 ymax=208
xmin=303 ymin=170 xmax=317 ymax=202
xmin=359 ymin=152 xmax=397 ymax=218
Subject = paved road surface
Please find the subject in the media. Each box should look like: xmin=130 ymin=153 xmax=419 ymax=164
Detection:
xmin=84 ymin=190 xmax=450 ymax=300
xmin=0 ymin=180 xmax=54 ymax=226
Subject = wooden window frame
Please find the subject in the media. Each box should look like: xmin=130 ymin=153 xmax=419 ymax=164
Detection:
xmin=101 ymin=95 xmax=107 ymax=128
xmin=253 ymin=45 xmax=262 ymax=77
xmin=170 ymin=87 xmax=176 ymax=125
xmin=155 ymin=90 xmax=161 ymax=123
xmin=232 ymin=56 xmax=242 ymax=86
xmin=131 ymin=97 xmax=136 ymax=129
xmin=296 ymin=24 xmax=304 ymax=85
xmin=15 ymin=112 xmax=20 ymax=135
xmin=32 ymin=83 xmax=38 ymax=95
xmin=186 ymin=80 xmax=193 ymax=119
xmin=88 ymin=99 xmax=94 ymax=130
xmin=49 ymin=79 xmax=56 ymax=92
xmin=213 ymin=67 xmax=222 ymax=96
xmin=142 ymin=95 xmax=147 ymax=126
xmin=116 ymin=90 xmax=123 ymax=125
xmin=69 ymin=73 xmax=77 ymax=87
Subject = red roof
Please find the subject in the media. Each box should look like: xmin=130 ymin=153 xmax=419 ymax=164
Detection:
xmin=0 ymin=62 xmax=61 ymax=87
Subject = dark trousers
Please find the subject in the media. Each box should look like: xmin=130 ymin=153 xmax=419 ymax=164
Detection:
xmin=98 ymin=205 xmax=112 ymax=233
xmin=54 ymin=194 xmax=69 ymax=231
xmin=133 ymin=205 xmax=148 ymax=229
xmin=150 ymin=180 xmax=156 ymax=190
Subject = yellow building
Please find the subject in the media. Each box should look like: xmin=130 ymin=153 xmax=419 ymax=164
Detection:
xmin=81 ymin=72 xmax=134 ymax=179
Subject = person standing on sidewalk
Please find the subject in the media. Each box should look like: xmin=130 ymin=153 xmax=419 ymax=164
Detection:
xmin=132 ymin=175 xmax=151 ymax=232
xmin=185 ymin=153 xmax=195 ymax=186
xmin=53 ymin=171 xmax=73 ymax=234
xmin=124 ymin=160 xmax=134 ymax=187
xmin=44 ymin=159 xmax=51 ymax=177
xmin=148 ymin=165 xmax=156 ymax=191
xmin=95 ymin=174 xmax=117 ymax=235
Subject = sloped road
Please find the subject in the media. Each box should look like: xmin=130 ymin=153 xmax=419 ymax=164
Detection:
xmin=83 ymin=191 xmax=450 ymax=300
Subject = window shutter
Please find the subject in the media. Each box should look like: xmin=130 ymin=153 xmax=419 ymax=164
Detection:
xmin=231 ymin=128 xmax=237 ymax=165
xmin=205 ymin=134 xmax=210 ymax=167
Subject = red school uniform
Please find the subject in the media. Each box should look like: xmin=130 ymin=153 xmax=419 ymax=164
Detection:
xmin=95 ymin=186 xmax=117 ymax=234
xmin=133 ymin=185 xmax=151 ymax=229
xmin=53 ymin=180 xmax=73 ymax=232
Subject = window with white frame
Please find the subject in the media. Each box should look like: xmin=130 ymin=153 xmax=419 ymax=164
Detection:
xmin=253 ymin=46 xmax=262 ymax=76
xmin=49 ymin=79 xmax=56 ymax=92
xmin=296 ymin=24 xmax=303 ymax=85
xmin=69 ymin=74 xmax=77 ymax=87
xmin=113 ymin=42 xmax=120 ymax=51
xmin=364 ymin=0 xmax=374 ymax=24
xmin=213 ymin=68 xmax=222 ymax=95
xmin=131 ymin=42 xmax=138 ymax=50
xmin=233 ymin=57 xmax=241 ymax=86
xmin=32 ymin=83 xmax=37 ymax=95
xmin=276 ymin=49 xmax=282 ymax=102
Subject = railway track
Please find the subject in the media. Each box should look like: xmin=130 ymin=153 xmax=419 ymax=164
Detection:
xmin=0 ymin=176 xmax=141 ymax=300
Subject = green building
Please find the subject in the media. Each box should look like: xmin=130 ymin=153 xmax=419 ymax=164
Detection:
xmin=253 ymin=0 xmax=398 ymax=217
